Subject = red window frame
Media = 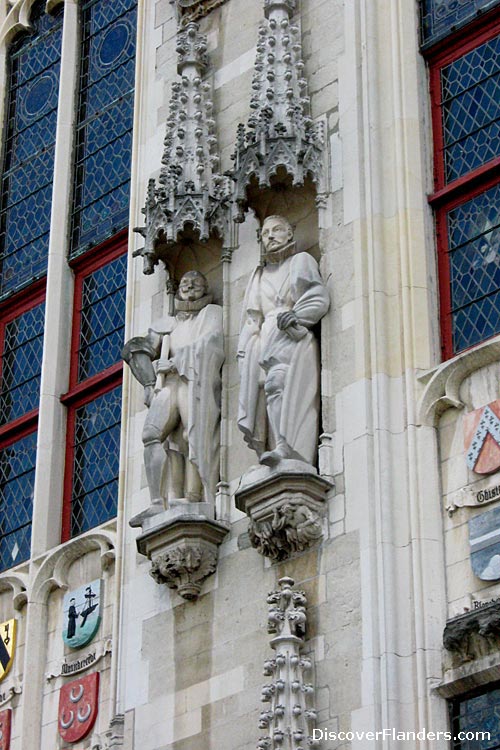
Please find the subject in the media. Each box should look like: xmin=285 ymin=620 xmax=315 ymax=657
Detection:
xmin=426 ymin=9 xmax=500 ymax=360
xmin=61 ymin=230 xmax=126 ymax=542
xmin=0 ymin=278 xmax=46 ymax=445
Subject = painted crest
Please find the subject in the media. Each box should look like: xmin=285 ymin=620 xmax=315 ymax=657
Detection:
xmin=0 ymin=708 xmax=11 ymax=750
xmin=464 ymin=400 xmax=500 ymax=475
xmin=0 ymin=621 xmax=16 ymax=684
xmin=469 ymin=505 xmax=500 ymax=581
xmin=58 ymin=672 xmax=99 ymax=743
xmin=63 ymin=580 xmax=102 ymax=649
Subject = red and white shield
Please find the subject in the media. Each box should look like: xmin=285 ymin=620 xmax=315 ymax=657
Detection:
xmin=0 ymin=709 xmax=11 ymax=750
xmin=58 ymin=672 xmax=99 ymax=743
xmin=464 ymin=399 xmax=500 ymax=475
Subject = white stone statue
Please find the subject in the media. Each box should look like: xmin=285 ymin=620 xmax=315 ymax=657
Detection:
xmin=237 ymin=216 xmax=330 ymax=467
xmin=123 ymin=271 xmax=223 ymax=511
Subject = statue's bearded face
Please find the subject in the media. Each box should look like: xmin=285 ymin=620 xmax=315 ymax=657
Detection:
xmin=261 ymin=217 xmax=293 ymax=255
xmin=178 ymin=272 xmax=207 ymax=302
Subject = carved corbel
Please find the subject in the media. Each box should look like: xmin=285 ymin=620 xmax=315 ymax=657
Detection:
xmin=444 ymin=602 xmax=500 ymax=665
xmin=136 ymin=514 xmax=229 ymax=601
xmin=170 ymin=0 xmax=229 ymax=25
xmin=258 ymin=577 xmax=319 ymax=748
xmin=236 ymin=467 xmax=332 ymax=561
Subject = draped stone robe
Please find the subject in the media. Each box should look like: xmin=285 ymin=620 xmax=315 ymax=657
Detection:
xmin=237 ymin=250 xmax=330 ymax=465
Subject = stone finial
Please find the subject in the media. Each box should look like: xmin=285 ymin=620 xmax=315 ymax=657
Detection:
xmin=257 ymin=578 xmax=319 ymax=749
xmin=176 ymin=21 xmax=208 ymax=69
xmin=133 ymin=23 xmax=230 ymax=274
xmin=230 ymin=0 xmax=325 ymax=221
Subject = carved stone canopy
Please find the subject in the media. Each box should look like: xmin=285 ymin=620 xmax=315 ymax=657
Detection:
xmin=230 ymin=0 xmax=325 ymax=222
xmin=134 ymin=23 xmax=231 ymax=276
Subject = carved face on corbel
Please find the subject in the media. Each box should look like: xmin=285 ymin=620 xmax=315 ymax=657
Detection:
xmin=261 ymin=216 xmax=294 ymax=256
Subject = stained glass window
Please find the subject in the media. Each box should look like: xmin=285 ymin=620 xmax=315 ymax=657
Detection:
xmin=448 ymin=183 xmax=500 ymax=352
xmin=0 ymin=431 xmax=36 ymax=571
xmin=70 ymin=386 xmax=121 ymax=537
xmin=0 ymin=0 xmax=63 ymax=297
xmin=421 ymin=0 xmax=500 ymax=46
xmin=70 ymin=0 xmax=136 ymax=257
xmin=0 ymin=302 xmax=45 ymax=425
xmin=78 ymin=253 xmax=126 ymax=381
xmin=441 ymin=34 xmax=500 ymax=183
xmin=450 ymin=684 xmax=500 ymax=749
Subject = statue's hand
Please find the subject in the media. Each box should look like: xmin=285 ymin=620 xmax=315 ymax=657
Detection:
xmin=144 ymin=384 xmax=154 ymax=408
xmin=155 ymin=357 xmax=176 ymax=375
xmin=277 ymin=310 xmax=298 ymax=330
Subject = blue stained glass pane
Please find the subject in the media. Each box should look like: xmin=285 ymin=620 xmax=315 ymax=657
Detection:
xmin=0 ymin=1 xmax=62 ymax=297
xmin=448 ymin=184 xmax=500 ymax=353
xmin=6 ymin=109 xmax=58 ymax=169
xmin=0 ymin=302 xmax=45 ymax=424
xmin=441 ymin=35 xmax=500 ymax=182
xmin=70 ymin=0 xmax=136 ymax=258
xmin=71 ymin=386 xmax=122 ymax=536
xmin=450 ymin=685 xmax=500 ymax=749
xmin=0 ymin=431 xmax=36 ymax=570
xmin=421 ymin=0 xmax=500 ymax=46
xmin=78 ymin=254 xmax=127 ymax=380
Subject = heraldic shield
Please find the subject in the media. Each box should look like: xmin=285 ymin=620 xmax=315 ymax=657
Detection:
xmin=0 ymin=621 xmax=16 ymax=683
xmin=63 ymin=579 xmax=102 ymax=649
xmin=464 ymin=399 xmax=500 ymax=475
xmin=58 ymin=672 xmax=99 ymax=743
xmin=0 ymin=708 xmax=11 ymax=750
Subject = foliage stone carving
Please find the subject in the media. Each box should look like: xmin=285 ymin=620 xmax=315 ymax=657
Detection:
xmin=249 ymin=502 xmax=323 ymax=561
xmin=150 ymin=544 xmax=218 ymax=600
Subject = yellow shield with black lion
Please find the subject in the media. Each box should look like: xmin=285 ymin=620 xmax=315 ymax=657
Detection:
xmin=0 ymin=621 xmax=16 ymax=683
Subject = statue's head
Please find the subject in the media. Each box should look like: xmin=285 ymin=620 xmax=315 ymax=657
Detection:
xmin=177 ymin=270 xmax=209 ymax=302
xmin=261 ymin=215 xmax=294 ymax=258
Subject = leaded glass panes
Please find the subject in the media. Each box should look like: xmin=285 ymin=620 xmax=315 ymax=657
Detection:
xmin=0 ymin=302 xmax=45 ymax=425
xmin=0 ymin=432 xmax=36 ymax=570
xmin=70 ymin=386 xmax=121 ymax=537
xmin=441 ymin=34 xmax=500 ymax=183
xmin=450 ymin=684 xmax=500 ymax=749
xmin=78 ymin=254 xmax=126 ymax=381
xmin=0 ymin=1 xmax=63 ymax=298
xmin=421 ymin=0 xmax=500 ymax=46
xmin=70 ymin=0 xmax=136 ymax=257
xmin=448 ymin=182 xmax=500 ymax=353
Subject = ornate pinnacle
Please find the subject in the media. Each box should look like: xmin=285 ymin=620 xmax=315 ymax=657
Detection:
xmin=133 ymin=23 xmax=231 ymax=274
xmin=230 ymin=0 xmax=325 ymax=221
xmin=257 ymin=578 xmax=319 ymax=749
